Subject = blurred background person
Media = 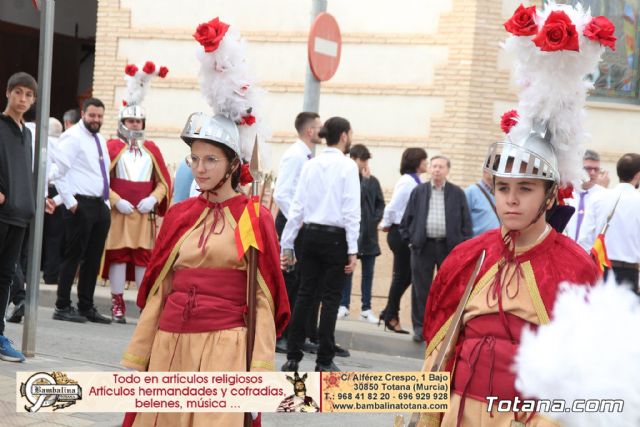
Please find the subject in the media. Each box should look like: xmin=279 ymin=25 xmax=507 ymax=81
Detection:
xmin=378 ymin=147 xmax=427 ymax=334
xmin=464 ymin=164 xmax=500 ymax=237
xmin=338 ymin=144 xmax=385 ymax=323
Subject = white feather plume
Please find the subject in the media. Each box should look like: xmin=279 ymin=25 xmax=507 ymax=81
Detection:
xmin=515 ymin=279 xmax=640 ymax=427
xmin=122 ymin=62 xmax=167 ymax=108
xmin=195 ymin=23 xmax=271 ymax=168
xmin=503 ymin=1 xmax=607 ymax=184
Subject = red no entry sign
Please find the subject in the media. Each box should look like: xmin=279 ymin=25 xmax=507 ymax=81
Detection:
xmin=307 ymin=12 xmax=342 ymax=82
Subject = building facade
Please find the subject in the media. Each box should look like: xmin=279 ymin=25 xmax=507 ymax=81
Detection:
xmin=3 ymin=0 xmax=636 ymax=191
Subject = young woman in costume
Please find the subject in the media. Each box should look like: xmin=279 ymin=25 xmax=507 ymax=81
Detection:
xmin=121 ymin=17 xmax=289 ymax=427
xmin=416 ymin=3 xmax=615 ymax=426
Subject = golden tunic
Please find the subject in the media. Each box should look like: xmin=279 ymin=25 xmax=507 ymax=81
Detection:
xmin=417 ymin=232 xmax=561 ymax=427
xmin=121 ymin=207 xmax=276 ymax=427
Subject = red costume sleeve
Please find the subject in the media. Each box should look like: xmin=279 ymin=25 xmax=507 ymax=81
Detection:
xmin=256 ymin=204 xmax=290 ymax=337
xmin=107 ymin=139 xmax=126 ymax=169
xmin=142 ymin=140 xmax=173 ymax=216
xmin=423 ymin=229 xmax=600 ymax=345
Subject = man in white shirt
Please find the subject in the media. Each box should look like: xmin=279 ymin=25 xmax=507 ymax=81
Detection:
xmin=50 ymin=98 xmax=112 ymax=324
xmin=272 ymin=112 xmax=322 ymax=353
xmin=565 ymin=150 xmax=606 ymax=248
xmin=578 ymin=153 xmax=640 ymax=292
xmin=280 ymin=117 xmax=360 ymax=372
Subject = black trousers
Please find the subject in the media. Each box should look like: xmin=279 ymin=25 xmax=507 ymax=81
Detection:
xmin=275 ymin=211 xmax=317 ymax=340
xmin=605 ymin=265 xmax=639 ymax=294
xmin=9 ymin=228 xmax=28 ymax=306
xmin=42 ymin=185 xmax=65 ymax=284
xmin=382 ymin=225 xmax=412 ymax=322
xmin=56 ymin=197 xmax=110 ymax=311
xmin=411 ymin=240 xmax=449 ymax=336
xmin=0 ymin=221 xmax=26 ymax=335
xmin=287 ymin=228 xmax=347 ymax=365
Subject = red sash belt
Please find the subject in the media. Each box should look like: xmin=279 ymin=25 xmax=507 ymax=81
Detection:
xmin=158 ymin=268 xmax=248 ymax=333
xmin=452 ymin=313 xmax=536 ymax=402
xmin=111 ymin=177 xmax=153 ymax=206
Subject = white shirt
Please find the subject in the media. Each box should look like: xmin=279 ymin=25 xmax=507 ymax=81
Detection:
xmin=280 ymin=147 xmax=361 ymax=254
xmin=564 ymin=184 xmax=605 ymax=244
xmin=577 ymin=183 xmax=640 ymax=263
xmin=380 ymin=174 xmax=421 ymax=227
xmin=51 ymin=121 xmax=111 ymax=209
xmin=273 ymin=139 xmax=313 ymax=219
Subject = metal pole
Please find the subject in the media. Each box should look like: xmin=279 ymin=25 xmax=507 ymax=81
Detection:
xmin=23 ymin=0 xmax=55 ymax=357
xmin=302 ymin=0 xmax=327 ymax=114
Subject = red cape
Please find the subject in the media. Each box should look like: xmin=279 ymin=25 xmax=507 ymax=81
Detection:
xmin=135 ymin=194 xmax=290 ymax=337
xmin=423 ymin=228 xmax=600 ymax=359
xmin=107 ymin=138 xmax=172 ymax=216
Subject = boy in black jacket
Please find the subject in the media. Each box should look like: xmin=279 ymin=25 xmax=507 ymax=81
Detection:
xmin=0 ymin=72 xmax=37 ymax=362
xmin=339 ymin=144 xmax=385 ymax=323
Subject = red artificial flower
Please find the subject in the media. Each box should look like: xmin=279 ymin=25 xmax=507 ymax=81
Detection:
xmin=193 ymin=17 xmax=230 ymax=53
xmin=142 ymin=61 xmax=156 ymax=74
xmin=533 ymin=11 xmax=580 ymax=52
xmin=500 ymin=110 xmax=519 ymax=134
xmin=557 ymin=184 xmax=574 ymax=206
xmin=122 ymin=100 xmax=128 ymax=106
xmin=124 ymin=64 xmax=138 ymax=76
xmin=240 ymin=114 xmax=256 ymax=126
xmin=584 ymin=16 xmax=617 ymax=51
xmin=158 ymin=66 xmax=169 ymax=78
xmin=504 ymin=4 xmax=538 ymax=36
xmin=239 ymin=163 xmax=253 ymax=186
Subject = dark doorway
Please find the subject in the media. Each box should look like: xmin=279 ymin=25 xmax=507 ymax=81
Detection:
xmin=0 ymin=0 xmax=97 ymax=121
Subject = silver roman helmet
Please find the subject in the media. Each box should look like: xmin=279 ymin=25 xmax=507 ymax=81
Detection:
xmin=180 ymin=112 xmax=241 ymax=158
xmin=118 ymin=105 xmax=146 ymax=143
xmin=484 ymin=120 xmax=559 ymax=183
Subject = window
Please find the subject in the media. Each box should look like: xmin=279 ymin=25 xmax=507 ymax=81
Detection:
xmin=569 ymin=0 xmax=640 ymax=99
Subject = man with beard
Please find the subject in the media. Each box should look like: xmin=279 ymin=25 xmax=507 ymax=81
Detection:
xmin=50 ymin=98 xmax=112 ymax=323
xmin=280 ymin=116 xmax=360 ymax=372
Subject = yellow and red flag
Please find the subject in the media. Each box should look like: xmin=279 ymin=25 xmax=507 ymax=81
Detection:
xmin=590 ymin=233 xmax=611 ymax=274
xmin=235 ymin=195 xmax=264 ymax=260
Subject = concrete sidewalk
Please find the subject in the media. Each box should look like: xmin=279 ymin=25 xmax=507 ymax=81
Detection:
xmin=0 ymin=303 xmax=423 ymax=427
xmin=35 ymin=283 xmax=426 ymax=360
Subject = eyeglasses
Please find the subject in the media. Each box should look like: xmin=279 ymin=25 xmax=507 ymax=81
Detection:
xmin=185 ymin=154 xmax=222 ymax=170
xmin=584 ymin=166 xmax=601 ymax=173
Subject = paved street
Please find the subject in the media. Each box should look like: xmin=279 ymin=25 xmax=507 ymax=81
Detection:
xmin=1 ymin=304 xmax=423 ymax=427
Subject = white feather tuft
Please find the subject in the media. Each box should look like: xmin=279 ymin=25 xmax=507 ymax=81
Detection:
xmin=515 ymin=278 xmax=640 ymax=427
xmin=195 ymin=23 xmax=271 ymax=168
xmin=122 ymin=62 xmax=168 ymax=108
xmin=503 ymin=1 xmax=607 ymax=184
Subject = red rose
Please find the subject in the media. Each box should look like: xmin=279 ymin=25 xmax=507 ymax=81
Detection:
xmin=193 ymin=17 xmax=230 ymax=53
xmin=158 ymin=66 xmax=169 ymax=78
xmin=504 ymin=4 xmax=538 ymax=36
xmin=122 ymin=100 xmax=128 ymax=106
xmin=124 ymin=64 xmax=138 ymax=76
xmin=584 ymin=16 xmax=617 ymax=51
xmin=500 ymin=110 xmax=519 ymax=134
xmin=239 ymin=163 xmax=253 ymax=186
xmin=533 ymin=11 xmax=580 ymax=52
xmin=142 ymin=61 xmax=156 ymax=74
xmin=557 ymin=184 xmax=574 ymax=206
xmin=240 ymin=114 xmax=256 ymax=126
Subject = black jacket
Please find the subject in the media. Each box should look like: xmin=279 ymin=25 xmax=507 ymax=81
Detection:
xmin=399 ymin=181 xmax=472 ymax=252
xmin=0 ymin=114 xmax=35 ymax=227
xmin=358 ymin=174 xmax=385 ymax=256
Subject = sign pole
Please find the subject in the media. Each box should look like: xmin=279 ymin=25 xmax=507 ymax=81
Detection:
xmin=302 ymin=0 xmax=327 ymax=114
xmin=23 ymin=0 xmax=55 ymax=357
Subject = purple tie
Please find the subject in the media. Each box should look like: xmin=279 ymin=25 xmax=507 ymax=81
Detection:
xmin=93 ymin=134 xmax=109 ymax=201
xmin=574 ymin=190 xmax=587 ymax=240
